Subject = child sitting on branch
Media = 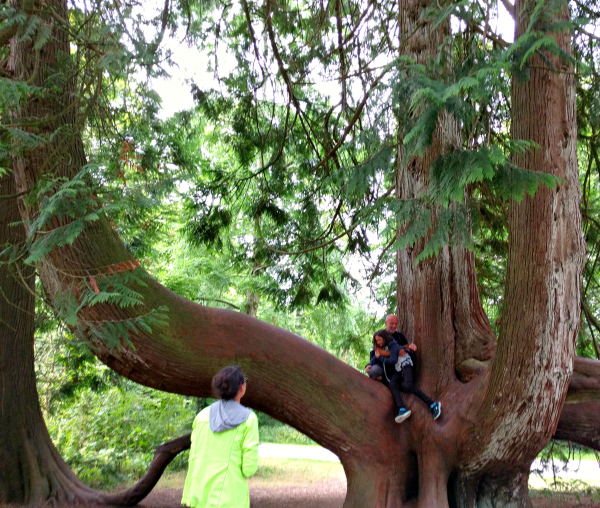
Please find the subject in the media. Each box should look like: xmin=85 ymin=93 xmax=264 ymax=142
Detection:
xmin=365 ymin=321 xmax=441 ymax=424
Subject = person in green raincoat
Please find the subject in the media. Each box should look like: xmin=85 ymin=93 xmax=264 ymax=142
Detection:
xmin=182 ymin=366 xmax=259 ymax=508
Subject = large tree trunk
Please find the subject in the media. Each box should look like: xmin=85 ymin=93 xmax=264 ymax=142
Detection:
xmin=0 ymin=172 xmax=93 ymax=505
xmin=393 ymin=0 xmax=585 ymax=505
xmin=0 ymin=170 xmax=58 ymax=504
xmin=456 ymin=2 xmax=584 ymax=505
xmin=2 ymin=1 xmax=594 ymax=507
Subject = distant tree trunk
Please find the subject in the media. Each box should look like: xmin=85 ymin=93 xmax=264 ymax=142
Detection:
xmin=2 ymin=1 xmax=594 ymax=508
xmin=244 ymin=291 xmax=259 ymax=317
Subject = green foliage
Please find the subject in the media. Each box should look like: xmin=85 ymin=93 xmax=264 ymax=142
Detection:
xmin=35 ymin=316 xmax=195 ymax=488
xmin=85 ymin=307 xmax=169 ymax=351
xmin=24 ymin=168 xmax=114 ymax=264
xmin=257 ymin=413 xmax=315 ymax=445
xmin=46 ymin=381 xmax=196 ymax=488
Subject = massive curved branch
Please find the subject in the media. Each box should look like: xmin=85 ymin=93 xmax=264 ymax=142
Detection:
xmin=44 ymin=225 xmax=404 ymax=460
xmin=555 ymin=357 xmax=600 ymax=451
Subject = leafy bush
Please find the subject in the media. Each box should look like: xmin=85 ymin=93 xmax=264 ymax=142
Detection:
xmin=46 ymin=381 xmax=196 ymax=488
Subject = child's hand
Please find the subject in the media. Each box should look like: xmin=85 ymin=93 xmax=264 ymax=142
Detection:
xmin=374 ymin=349 xmax=381 ymax=358
xmin=407 ymin=343 xmax=417 ymax=352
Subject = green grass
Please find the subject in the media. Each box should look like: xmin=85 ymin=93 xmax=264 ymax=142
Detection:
xmin=250 ymin=458 xmax=344 ymax=487
xmin=529 ymin=475 xmax=600 ymax=505
xmin=154 ymin=457 xmax=344 ymax=490
xmin=259 ymin=424 xmax=316 ymax=445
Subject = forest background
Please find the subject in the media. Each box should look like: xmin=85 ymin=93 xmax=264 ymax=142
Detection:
xmin=1 ymin=0 xmax=600 ymax=502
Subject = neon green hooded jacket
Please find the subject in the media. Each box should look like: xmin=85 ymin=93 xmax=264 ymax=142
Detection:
xmin=181 ymin=404 xmax=259 ymax=508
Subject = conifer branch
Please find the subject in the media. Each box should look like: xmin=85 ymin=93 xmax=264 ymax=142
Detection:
xmin=336 ymin=0 xmax=348 ymax=112
xmin=309 ymin=65 xmax=389 ymax=175
xmin=241 ymin=0 xmax=266 ymax=86
xmin=576 ymin=26 xmax=600 ymax=43
xmin=147 ymin=0 xmax=170 ymax=58
xmin=255 ymin=186 xmax=394 ymax=255
xmin=197 ymin=297 xmax=240 ymax=310
xmin=367 ymin=235 xmax=396 ymax=285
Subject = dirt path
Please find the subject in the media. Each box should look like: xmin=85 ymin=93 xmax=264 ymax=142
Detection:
xmin=140 ymin=480 xmax=346 ymax=508
xmin=138 ymin=482 xmax=599 ymax=508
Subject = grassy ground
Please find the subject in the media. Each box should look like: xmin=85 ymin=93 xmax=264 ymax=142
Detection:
xmin=155 ymin=457 xmax=344 ymax=490
xmin=154 ymin=455 xmax=600 ymax=503
xmin=259 ymin=426 xmax=315 ymax=446
xmin=530 ymin=475 xmax=600 ymax=504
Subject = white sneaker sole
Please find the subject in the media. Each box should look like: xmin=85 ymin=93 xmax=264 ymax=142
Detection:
xmin=395 ymin=410 xmax=411 ymax=423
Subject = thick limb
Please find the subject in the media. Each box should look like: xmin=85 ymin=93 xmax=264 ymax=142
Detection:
xmin=343 ymin=459 xmax=414 ymax=508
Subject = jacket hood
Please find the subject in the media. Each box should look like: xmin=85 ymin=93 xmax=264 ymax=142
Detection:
xmin=209 ymin=399 xmax=251 ymax=432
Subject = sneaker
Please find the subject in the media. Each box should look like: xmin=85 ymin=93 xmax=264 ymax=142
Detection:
xmin=395 ymin=408 xmax=411 ymax=423
xmin=430 ymin=402 xmax=441 ymax=420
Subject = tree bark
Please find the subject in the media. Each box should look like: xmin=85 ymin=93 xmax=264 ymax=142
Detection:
xmin=555 ymin=356 xmax=600 ymax=450
xmin=2 ymin=1 xmax=593 ymax=508
xmin=393 ymin=0 xmax=585 ymax=505
xmin=244 ymin=291 xmax=259 ymax=317
xmin=0 ymin=171 xmax=91 ymax=505
xmin=451 ymin=1 xmax=585 ymax=505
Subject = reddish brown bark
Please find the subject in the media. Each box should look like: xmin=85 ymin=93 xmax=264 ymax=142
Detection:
xmin=2 ymin=1 xmax=594 ymax=508
xmin=0 ymin=171 xmax=90 ymax=505
xmin=392 ymin=0 xmax=585 ymax=505
xmin=555 ymin=357 xmax=600 ymax=450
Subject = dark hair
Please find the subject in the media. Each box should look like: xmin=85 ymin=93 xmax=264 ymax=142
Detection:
xmin=373 ymin=329 xmax=393 ymax=348
xmin=212 ymin=365 xmax=246 ymax=400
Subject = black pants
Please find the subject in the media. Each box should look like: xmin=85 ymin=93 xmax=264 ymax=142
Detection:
xmin=388 ymin=366 xmax=433 ymax=410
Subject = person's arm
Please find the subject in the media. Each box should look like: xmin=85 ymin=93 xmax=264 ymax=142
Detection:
xmin=376 ymin=347 xmax=391 ymax=357
xmin=395 ymin=332 xmax=408 ymax=346
xmin=381 ymin=341 xmax=400 ymax=365
xmin=241 ymin=412 xmax=259 ymax=478
xmin=396 ymin=332 xmax=417 ymax=353
xmin=365 ymin=349 xmax=375 ymax=370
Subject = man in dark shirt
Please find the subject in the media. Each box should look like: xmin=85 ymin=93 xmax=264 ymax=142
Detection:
xmin=384 ymin=314 xmax=415 ymax=358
